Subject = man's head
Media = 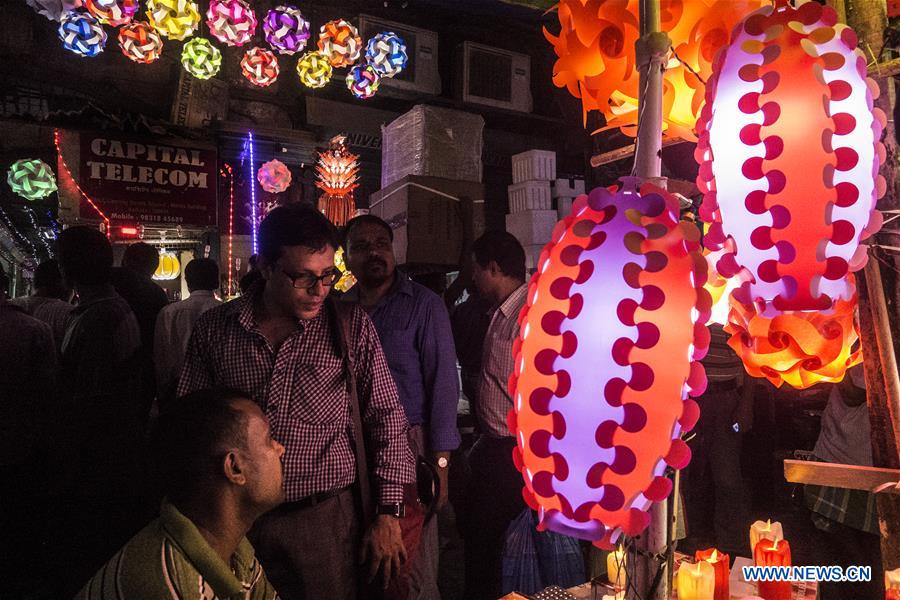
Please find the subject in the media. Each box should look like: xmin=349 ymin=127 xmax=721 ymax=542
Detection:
xmin=258 ymin=204 xmax=340 ymax=320
xmin=342 ymin=215 xmax=395 ymax=288
xmin=154 ymin=388 xmax=285 ymax=514
xmin=471 ymin=231 xmax=526 ymax=304
xmin=185 ymin=258 xmax=219 ymax=293
xmin=122 ymin=242 xmax=160 ymax=278
xmin=57 ymin=226 xmax=114 ymax=287
xmin=33 ymin=259 xmax=72 ymax=300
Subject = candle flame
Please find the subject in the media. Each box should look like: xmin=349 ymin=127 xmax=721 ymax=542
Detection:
xmin=710 ymin=549 xmax=718 ymax=562
xmin=765 ymin=519 xmax=771 ymax=530
xmin=694 ymin=562 xmax=703 ymax=576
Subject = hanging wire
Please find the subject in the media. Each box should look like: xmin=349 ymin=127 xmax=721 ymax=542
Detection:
xmin=670 ymin=47 xmax=707 ymax=86
xmin=630 ymin=65 xmax=655 ymax=178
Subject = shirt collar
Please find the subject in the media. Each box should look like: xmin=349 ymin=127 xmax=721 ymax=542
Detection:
xmin=339 ymin=271 xmax=413 ymax=304
xmin=497 ymin=283 xmax=528 ymax=319
xmin=234 ymin=285 xmax=322 ymax=333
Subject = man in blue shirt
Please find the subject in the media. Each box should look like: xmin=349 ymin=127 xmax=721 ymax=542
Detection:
xmin=341 ymin=214 xmax=461 ymax=599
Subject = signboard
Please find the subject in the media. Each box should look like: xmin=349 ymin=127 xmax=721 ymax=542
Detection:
xmin=75 ymin=131 xmax=217 ymax=226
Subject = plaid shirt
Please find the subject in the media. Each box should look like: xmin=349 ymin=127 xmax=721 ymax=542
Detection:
xmin=177 ymin=292 xmax=415 ymax=504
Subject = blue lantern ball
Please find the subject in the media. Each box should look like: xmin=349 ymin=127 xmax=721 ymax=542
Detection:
xmin=365 ymin=31 xmax=407 ymax=78
xmin=59 ymin=12 xmax=107 ymax=57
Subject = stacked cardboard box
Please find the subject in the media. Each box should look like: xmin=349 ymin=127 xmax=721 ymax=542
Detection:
xmin=552 ymin=177 xmax=585 ymax=219
xmin=506 ymin=150 xmax=558 ymax=271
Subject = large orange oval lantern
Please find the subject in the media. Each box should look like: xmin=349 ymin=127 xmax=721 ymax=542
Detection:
xmin=510 ymin=178 xmax=710 ymax=548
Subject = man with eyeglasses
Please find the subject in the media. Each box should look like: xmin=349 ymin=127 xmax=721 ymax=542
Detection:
xmin=177 ymin=204 xmax=415 ymax=600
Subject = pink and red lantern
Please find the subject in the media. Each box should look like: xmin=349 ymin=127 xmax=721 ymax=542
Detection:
xmin=86 ymin=0 xmax=138 ymax=26
xmin=206 ymin=0 xmax=257 ymax=47
xmin=510 ymin=178 xmax=710 ymax=548
xmin=241 ymin=47 xmax=279 ymax=87
xmin=257 ymin=159 xmax=291 ymax=193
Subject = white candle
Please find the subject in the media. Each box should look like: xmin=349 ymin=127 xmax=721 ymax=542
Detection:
xmin=749 ymin=519 xmax=783 ymax=552
xmin=676 ymin=560 xmax=715 ymax=600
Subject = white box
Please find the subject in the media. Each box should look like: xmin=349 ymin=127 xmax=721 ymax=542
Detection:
xmin=508 ymin=180 xmax=552 ymax=213
xmin=506 ymin=209 xmax=557 ymax=247
xmin=552 ymin=177 xmax=585 ymax=198
xmin=524 ymin=243 xmax=548 ymax=272
xmin=512 ymin=149 xmax=556 ymax=184
xmin=557 ymin=197 xmax=575 ymax=219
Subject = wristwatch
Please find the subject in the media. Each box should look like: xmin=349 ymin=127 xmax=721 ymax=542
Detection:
xmin=376 ymin=502 xmax=405 ymax=518
xmin=436 ymin=456 xmax=449 ymax=469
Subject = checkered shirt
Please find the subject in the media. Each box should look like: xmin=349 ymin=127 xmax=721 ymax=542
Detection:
xmin=177 ymin=293 xmax=415 ymax=504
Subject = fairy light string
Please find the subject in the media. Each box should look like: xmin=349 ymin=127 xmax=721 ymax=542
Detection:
xmin=54 ymin=128 xmax=111 ymax=236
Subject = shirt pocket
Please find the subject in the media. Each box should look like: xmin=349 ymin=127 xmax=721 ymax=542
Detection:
xmin=289 ymin=361 xmax=350 ymax=425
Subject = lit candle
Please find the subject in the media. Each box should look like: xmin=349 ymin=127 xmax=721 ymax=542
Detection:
xmin=695 ymin=548 xmax=730 ymax=600
xmin=601 ymin=592 xmax=624 ymax=600
xmin=676 ymin=560 xmax=715 ymax=600
xmin=749 ymin=519 xmax=783 ymax=552
xmin=753 ymin=538 xmax=791 ymax=600
xmin=887 ymin=567 xmax=900 ymax=600
xmin=606 ymin=546 xmax=626 ymax=590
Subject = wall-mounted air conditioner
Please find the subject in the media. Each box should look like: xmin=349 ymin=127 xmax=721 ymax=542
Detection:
xmin=459 ymin=41 xmax=532 ymax=113
xmin=357 ymin=15 xmax=441 ymax=97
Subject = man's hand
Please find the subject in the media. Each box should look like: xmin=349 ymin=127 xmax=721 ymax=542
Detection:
xmin=360 ymin=515 xmax=407 ymax=589
xmin=435 ymin=465 xmax=449 ymax=512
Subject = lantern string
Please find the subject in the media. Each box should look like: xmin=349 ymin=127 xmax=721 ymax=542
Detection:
xmin=0 ymin=204 xmax=39 ymax=264
xmin=25 ymin=207 xmax=53 ymax=258
xmin=670 ymin=47 xmax=707 ymax=86
xmin=629 ymin=67 xmax=655 ymax=178
xmin=54 ymin=129 xmax=111 ymax=237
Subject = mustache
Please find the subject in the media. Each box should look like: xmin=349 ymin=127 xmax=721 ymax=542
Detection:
xmin=364 ymin=257 xmax=387 ymax=268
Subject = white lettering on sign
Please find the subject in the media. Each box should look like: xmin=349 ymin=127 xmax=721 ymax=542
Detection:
xmin=86 ymin=137 xmax=210 ymax=189
xmin=85 ymin=160 xmax=209 ymax=189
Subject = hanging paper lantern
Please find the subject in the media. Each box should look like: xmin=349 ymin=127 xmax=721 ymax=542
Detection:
xmin=346 ymin=64 xmax=380 ymax=99
xmin=58 ymin=11 xmax=107 ymax=57
xmin=85 ymin=0 xmax=137 ymax=26
xmin=146 ymin=0 xmax=199 ymax=41
xmin=316 ymin=135 xmax=359 ymax=226
xmin=7 ymin=159 xmax=58 ymax=201
xmin=296 ymin=51 xmax=333 ymax=88
xmin=181 ymin=37 xmax=222 ymax=80
xmin=263 ymin=5 xmax=309 ymax=55
xmin=365 ymin=31 xmax=407 ymax=78
xmin=27 ymin=0 xmax=85 ymax=22
xmin=510 ymin=178 xmax=711 ymax=549
xmin=153 ymin=250 xmax=181 ymax=281
xmin=206 ymin=0 xmax=257 ymax=47
xmin=118 ymin=21 xmax=164 ymax=63
xmin=334 ymin=246 xmax=357 ymax=293
xmin=257 ymin=159 xmax=292 ymax=193
xmin=241 ymin=47 xmax=280 ymax=87
xmin=317 ymin=19 xmax=361 ymax=68
xmin=545 ymin=0 xmax=766 ymax=139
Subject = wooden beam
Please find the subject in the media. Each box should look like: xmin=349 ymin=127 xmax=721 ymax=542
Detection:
xmin=590 ymin=136 xmax=683 ymax=168
xmin=869 ymin=57 xmax=900 ymax=79
xmin=784 ymin=460 xmax=900 ymax=493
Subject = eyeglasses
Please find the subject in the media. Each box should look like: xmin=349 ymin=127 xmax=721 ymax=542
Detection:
xmin=281 ymin=269 xmax=340 ymax=290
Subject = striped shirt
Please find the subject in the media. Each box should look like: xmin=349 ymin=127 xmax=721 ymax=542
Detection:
xmin=476 ymin=283 xmax=528 ymax=438
xmin=703 ymin=323 xmax=745 ymax=383
xmin=177 ymin=293 xmax=415 ymax=504
xmin=75 ymin=501 xmax=278 ymax=600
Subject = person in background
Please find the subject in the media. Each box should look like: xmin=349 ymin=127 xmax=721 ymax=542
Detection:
xmin=75 ymin=387 xmax=283 ymax=600
xmin=239 ymin=254 xmax=263 ymax=295
xmin=154 ymin=258 xmax=222 ymax=403
xmin=342 ymin=214 xmax=461 ymax=600
xmin=462 ymin=231 xmax=528 ymax=600
xmin=450 ymin=285 xmax=492 ymax=409
xmin=10 ymin=258 xmax=74 ymax=350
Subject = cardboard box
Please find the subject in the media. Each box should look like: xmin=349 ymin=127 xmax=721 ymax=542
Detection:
xmin=523 ymin=243 xmax=548 ymax=272
xmin=557 ymin=197 xmax=575 ymax=219
xmin=511 ymin=149 xmax=556 ymax=184
xmin=552 ymin=177 xmax=585 ymax=198
xmin=369 ymin=175 xmax=485 ymax=266
xmin=506 ymin=209 xmax=557 ymax=247
xmin=508 ymin=180 xmax=552 ymax=213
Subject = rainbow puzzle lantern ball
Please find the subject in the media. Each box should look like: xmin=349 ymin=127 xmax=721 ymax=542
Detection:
xmin=118 ymin=21 xmax=164 ymax=63
xmin=510 ymin=178 xmax=710 ymax=549
xmin=346 ymin=64 xmax=380 ymax=99
xmin=365 ymin=31 xmax=407 ymax=78
xmin=296 ymin=51 xmax=333 ymax=88
xmin=7 ymin=159 xmax=58 ymax=201
xmin=85 ymin=0 xmax=138 ymax=27
xmin=146 ymin=0 xmax=199 ymax=41
xmin=241 ymin=47 xmax=280 ymax=87
xmin=181 ymin=37 xmax=222 ymax=80
xmin=206 ymin=0 xmax=257 ymax=47
xmin=317 ymin=19 xmax=362 ymax=68
xmin=258 ymin=159 xmax=292 ymax=193
xmin=58 ymin=12 xmax=107 ymax=57
xmin=153 ymin=250 xmax=181 ymax=281
xmin=263 ymin=5 xmax=309 ymax=55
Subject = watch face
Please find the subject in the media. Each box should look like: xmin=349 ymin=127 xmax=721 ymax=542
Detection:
xmin=437 ymin=457 xmax=449 ymax=468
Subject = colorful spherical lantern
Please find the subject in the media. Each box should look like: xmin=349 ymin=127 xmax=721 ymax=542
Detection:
xmin=510 ymin=178 xmax=710 ymax=549
xmin=85 ymin=0 xmax=137 ymax=26
xmin=118 ymin=21 xmax=164 ymax=63
xmin=58 ymin=11 xmax=107 ymax=57
xmin=241 ymin=47 xmax=279 ymax=87
xmin=146 ymin=0 xmax=199 ymax=41
xmin=7 ymin=159 xmax=58 ymax=201
xmin=153 ymin=250 xmax=181 ymax=281
xmin=262 ymin=5 xmax=309 ymax=55
xmin=296 ymin=51 xmax=332 ymax=88
xmin=317 ymin=19 xmax=361 ymax=68
xmin=181 ymin=37 xmax=221 ymax=80
xmin=206 ymin=0 xmax=257 ymax=47
xmin=365 ymin=31 xmax=407 ymax=78
xmin=346 ymin=64 xmax=380 ymax=99
xmin=257 ymin=159 xmax=292 ymax=193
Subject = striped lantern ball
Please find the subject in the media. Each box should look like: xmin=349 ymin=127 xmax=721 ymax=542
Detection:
xmin=118 ymin=21 xmax=164 ymax=63
xmin=346 ymin=64 xmax=380 ymax=99
xmin=181 ymin=37 xmax=222 ymax=80
xmin=7 ymin=159 xmax=58 ymax=201
xmin=206 ymin=0 xmax=257 ymax=47
xmin=85 ymin=0 xmax=138 ymax=26
xmin=241 ymin=47 xmax=280 ymax=87
xmin=262 ymin=5 xmax=309 ymax=55
xmin=317 ymin=19 xmax=361 ymax=68
xmin=296 ymin=50 xmax=332 ymax=88
xmin=365 ymin=31 xmax=407 ymax=78
xmin=145 ymin=0 xmax=199 ymax=41
xmin=58 ymin=11 xmax=107 ymax=57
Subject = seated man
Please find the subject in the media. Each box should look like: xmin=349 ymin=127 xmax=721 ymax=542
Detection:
xmin=76 ymin=388 xmax=284 ymax=600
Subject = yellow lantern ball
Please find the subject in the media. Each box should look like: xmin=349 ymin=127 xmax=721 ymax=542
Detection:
xmin=296 ymin=50 xmax=332 ymax=89
xmin=146 ymin=0 xmax=200 ymax=41
xmin=153 ymin=250 xmax=181 ymax=281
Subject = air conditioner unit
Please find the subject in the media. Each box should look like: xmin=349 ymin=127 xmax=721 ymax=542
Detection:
xmin=357 ymin=15 xmax=441 ymax=97
xmin=459 ymin=42 xmax=532 ymax=113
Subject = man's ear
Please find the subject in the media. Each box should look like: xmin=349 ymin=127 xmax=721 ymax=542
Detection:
xmin=223 ymin=451 xmax=247 ymax=486
xmin=488 ymin=260 xmax=501 ymax=277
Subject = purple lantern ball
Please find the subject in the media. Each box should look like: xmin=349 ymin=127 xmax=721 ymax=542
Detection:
xmin=263 ymin=5 xmax=309 ymax=55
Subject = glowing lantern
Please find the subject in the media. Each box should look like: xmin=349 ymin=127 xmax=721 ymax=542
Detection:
xmin=118 ymin=21 xmax=164 ymax=63
xmin=27 ymin=0 xmax=85 ymax=21
xmin=346 ymin=64 xmax=380 ymax=99
xmin=206 ymin=0 xmax=256 ymax=47
xmin=262 ymin=5 xmax=309 ymax=55
xmin=365 ymin=31 xmax=407 ymax=78
xmin=146 ymin=0 xmax=199 ymax=41
xmin=241 ymin=47 xmax=279 ymax=87
xmin=7 ymin=159 xmax=58 ymax=201
xmin=85 ymin=0 xmax=137 ymax=26
xmin=58 ymin=12 xmax=107 ymax=57
xmin=334 ymin=246 xmax=357 ymax=293
xmin=257 ymin=159 xmax=292 ymax=193
xmin=296 ymin=51 xmax=333 ymax=88
xmin=181 ymin=38 xmax=222 ymax=80
xmin=510 ymin=178 xmax=710 ymax=548
xmin=545 ymin=0 xmax=766 ymax=139
xmin=316 ymin=135 xmax=359 ymax=226
xmin=153 ymin=250 xmax=181 ymax=281
xmin=317 ymin=19 xmax=361 ymax=68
